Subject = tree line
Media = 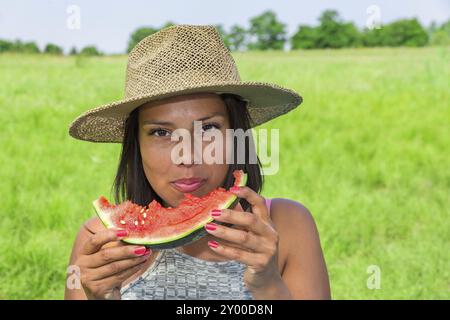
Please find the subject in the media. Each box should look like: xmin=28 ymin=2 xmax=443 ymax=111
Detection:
xmin=0 ymin=40 xmax=103 ymax=56
xmin=1 ymin=9 xmax=449 ymax=56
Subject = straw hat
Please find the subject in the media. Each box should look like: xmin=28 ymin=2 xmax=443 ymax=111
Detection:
xmin=68 ymin=24 xmax=303 ymax=143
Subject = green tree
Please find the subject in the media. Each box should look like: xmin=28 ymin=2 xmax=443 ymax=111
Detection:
xmin=23 ymin=42 xmax=40 ymax=53
xmin=127 ymin=27 xmax=158 ymax=53
xmin=69 ymin=46 xmax=78 ymax=55
xmin=291 ymin=25 xmax=320 ymax=49
xmin=13 ymin=40 xmax=23 ymax=52
xmin=361 ymin=26 xmax=385 ymax=47
xmin=213 ymin=24 xmax=248 ymax=52
xmin=0 ymin=39 xmax=13 ymax=53
xmin=430 ymin=19 xmax=450 ymax=45
xmin=127 ymin=22 xmax=176 ymax=53
xmin=227 ymin=24 xmax=248 ymax=52
xmin=364 ymin=18 xmax=429 ymax=47
xmin=44 ymin=43 xmax=63 ymax=55
xmin=11 ymin=40 xmax=40 ymax=53
xmin=315 ymin=10 xmax=361 ymax=48
xmin=382 ymin=18 xmax=429 ymax=46
xmin=247 ymin=10 xmax=287 ymax=50
xmin=79 ymin=46 xmax=102 ymax=56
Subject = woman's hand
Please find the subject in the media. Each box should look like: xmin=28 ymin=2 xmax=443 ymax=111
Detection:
xmin=74 ymin=229 xmax=152 ymax=300
xmin=204 ymin=186 xmax=283 ymax=293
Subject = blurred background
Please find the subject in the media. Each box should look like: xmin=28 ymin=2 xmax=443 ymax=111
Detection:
xmin=0 ymin=0 xmax=448 ymax=299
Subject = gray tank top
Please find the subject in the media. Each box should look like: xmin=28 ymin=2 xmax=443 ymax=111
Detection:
xmin=120 ymin=198 xmax=272 ymax=300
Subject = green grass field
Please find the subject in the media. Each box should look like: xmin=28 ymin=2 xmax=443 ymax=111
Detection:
xmin=0 ymin=47 xmax=449 ymax=299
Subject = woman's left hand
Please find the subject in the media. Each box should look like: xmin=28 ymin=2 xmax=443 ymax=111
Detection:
xmin=204 ymin=186 xmax=282 ymax=291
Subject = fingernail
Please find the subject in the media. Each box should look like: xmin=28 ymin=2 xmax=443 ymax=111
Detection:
xmin=134 ymin=247 xmax=147 ymax=255
xmin=205 ymin=223 xmax=217 ymax=231
xmin=230 ymin=186 xmax=240 ymax=192
xmin=208 ymin=240 xmax=219 ymax=248
xmin=116 ymin=230 xmax=128 ymax=238
xmin=211 ymin=209 xmax=221 ymax=217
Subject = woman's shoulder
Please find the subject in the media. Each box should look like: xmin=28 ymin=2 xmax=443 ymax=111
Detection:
xmin=269 ymin=198 xmax=322 ymax=269
xmin=267 ymin=198 xmax=330 ymax=298
xmin=269 ymin=198 xmax=318 ymax=242
xmin=269 ymin=197 xmax=315 ymax=223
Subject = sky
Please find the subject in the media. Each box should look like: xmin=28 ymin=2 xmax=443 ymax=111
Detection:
xmin=0 ymin=0 xmax=449 ymax=54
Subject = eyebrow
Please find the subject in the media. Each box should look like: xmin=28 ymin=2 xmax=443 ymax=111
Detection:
xmin=142 ymin=111 xmax=225 ymax=126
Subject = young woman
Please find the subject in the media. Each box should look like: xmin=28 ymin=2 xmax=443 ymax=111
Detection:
xmin=65 ymin=25 xmax=330 ymax=300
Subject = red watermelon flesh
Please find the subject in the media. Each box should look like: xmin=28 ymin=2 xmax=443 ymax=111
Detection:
xmin=93 ymin=170 xmax=247 ymax=249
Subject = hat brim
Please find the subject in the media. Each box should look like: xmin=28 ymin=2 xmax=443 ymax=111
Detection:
xmin=68 ymin=81 xmax=302 ymax=143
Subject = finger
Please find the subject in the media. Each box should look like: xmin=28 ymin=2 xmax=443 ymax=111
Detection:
xmin=89 ymin=245 xmax=152 ymax=268
xmin=90 ymin=251 xmax=152 ymax=281
xmin=207 ymin=240 xmax=264 ymax=267
xmin=95 ymin=260 xmax=148 ymax=290
xmin=204 ymin=222 xmax=266 ymax=253
xmin=230 ymin=186 xmax=270 ymax=222
xmin=210 ymin=208 xmax=270 ymax=236
xmin=81 ymin=229 xmax=128 ymax=255
xmin=231 ymin=202 xmax=252 ymax=231
xmin=219 ymin=200 xmax=253 ymax=231
xmin=100 ymin=240 xmax=126 ymax=250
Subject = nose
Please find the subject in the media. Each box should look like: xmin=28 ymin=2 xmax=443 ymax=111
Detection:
xmin=173 ymin=130 xmax=202 ymax=167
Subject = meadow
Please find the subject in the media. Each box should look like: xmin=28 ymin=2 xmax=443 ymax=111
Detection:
xmin=0 ymin=46 xmax=448 ymax=299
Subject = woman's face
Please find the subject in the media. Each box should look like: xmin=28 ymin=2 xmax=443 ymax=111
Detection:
xmin=138 ymin=92 xmax=230 ymax=207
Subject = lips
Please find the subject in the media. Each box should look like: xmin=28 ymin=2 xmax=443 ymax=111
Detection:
xmin=171 ymin=178 xmax=206 ymax=193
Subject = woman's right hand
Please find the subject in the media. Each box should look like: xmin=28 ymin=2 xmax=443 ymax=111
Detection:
xmin=74 ymin=228 xmax=151 ymax=300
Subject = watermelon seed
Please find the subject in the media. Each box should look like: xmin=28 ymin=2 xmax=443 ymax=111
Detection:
xmin=143 ymin=212 xmax=147 ymax=218
xmin=120 ymin=220 xmax=126 ymax=225
xmin=134 ymin=220 xmax=138 ymax=226
xmin=141 ymin=220 xmax=145 ymax=225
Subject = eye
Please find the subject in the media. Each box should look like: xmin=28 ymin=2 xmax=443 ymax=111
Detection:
xmin=149 ymin=128 xmax=170 ymax=137
xmin=201 ymin=123 xmax=220 ymax=133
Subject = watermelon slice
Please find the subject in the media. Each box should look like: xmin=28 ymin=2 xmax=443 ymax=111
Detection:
xmin=93 ymin=170 xmax=248 ymax=249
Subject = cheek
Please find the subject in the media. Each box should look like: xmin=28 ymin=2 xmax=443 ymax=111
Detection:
xmin=201 ymin=163 xmax=228 ymax=194
xmin=203 ymin=131 xmax=229 ymax=188
xmin=140 ymin=139 xmax=172 ymax=172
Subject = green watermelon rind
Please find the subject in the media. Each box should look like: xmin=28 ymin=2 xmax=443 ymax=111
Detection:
xmin=93 ymin=172 xmax=247 ymax=249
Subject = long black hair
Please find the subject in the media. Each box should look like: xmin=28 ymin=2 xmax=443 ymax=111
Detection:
xmin=110 ymin=93 xmax=264 ymax=212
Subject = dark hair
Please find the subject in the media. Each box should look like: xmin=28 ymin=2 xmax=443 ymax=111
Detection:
xmin=110 ymin=93 xmax=264 ymax=212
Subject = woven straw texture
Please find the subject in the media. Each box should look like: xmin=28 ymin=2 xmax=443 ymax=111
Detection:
xmin=68 ymin=24 xmax=303 ymax=143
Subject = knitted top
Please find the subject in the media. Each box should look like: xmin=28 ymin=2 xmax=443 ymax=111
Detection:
xmin=120 ymin=198 xmax=273 ymax=300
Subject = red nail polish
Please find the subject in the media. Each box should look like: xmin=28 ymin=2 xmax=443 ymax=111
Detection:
xmin=205 ymin=223 xmax=217 ymax=231
xmin=208 ymin=240 xmax=219 ymax=248
xmin=211 ymin=209 xmax=221 ymax=217
xmin=134 ymin=247 xmax=147 ymax=255
xmin=116 ymin=230 xmax=128 ymax=238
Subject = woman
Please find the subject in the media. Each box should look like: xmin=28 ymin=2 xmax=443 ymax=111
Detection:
xmin=65 ymin=24 xmax=330 ymax=300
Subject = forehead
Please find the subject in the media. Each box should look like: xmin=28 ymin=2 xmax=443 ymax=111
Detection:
xmin=138 ymin=92 xmax=226 ymax=121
